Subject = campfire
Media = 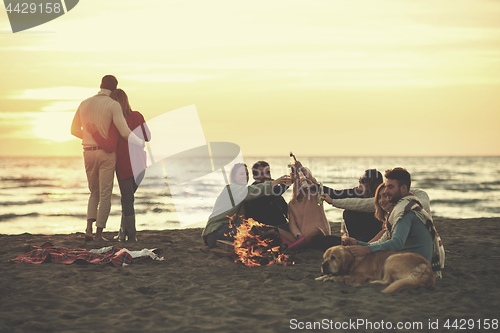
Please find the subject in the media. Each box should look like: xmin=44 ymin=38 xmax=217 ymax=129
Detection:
xmin=230 ymin=218 xmax=294 ymax=267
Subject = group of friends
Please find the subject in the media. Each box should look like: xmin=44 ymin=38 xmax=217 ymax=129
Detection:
xmin=203 ymin=160 xmax=445 ymax=277
xmin=71 ymin=75 xmax=444 ymax=278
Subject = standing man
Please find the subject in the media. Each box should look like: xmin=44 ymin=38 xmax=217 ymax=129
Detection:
xmin=71 ymin=75 xmax=143 ymax=241
xmin=245 ymin=161 xmax=290 ymax=231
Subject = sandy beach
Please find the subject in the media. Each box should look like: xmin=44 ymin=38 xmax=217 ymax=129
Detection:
xmin=1 ymin=218 xmax=499 ymax=333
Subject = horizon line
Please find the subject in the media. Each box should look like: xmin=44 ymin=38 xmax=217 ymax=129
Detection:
xmin=1 ymin=154 xmax=499 ymax=158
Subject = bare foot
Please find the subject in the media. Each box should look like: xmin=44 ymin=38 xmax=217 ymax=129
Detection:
xmin=85 ymin=228 xmax=93 ymax=242
xmin=85 ymin=219 xmax=95 ymax=242
xmin=94 ymin=227 xmax=108 ymax=242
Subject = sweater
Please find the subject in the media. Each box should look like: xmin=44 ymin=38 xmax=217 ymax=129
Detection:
xmin=327 ymin=188 xmax=431 ymax=214
xmin=358 ymin=211 xmax=433 ymax=262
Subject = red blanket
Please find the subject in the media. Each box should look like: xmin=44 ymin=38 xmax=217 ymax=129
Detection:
xmin=10 ymin=242 xmax=133 ymax=267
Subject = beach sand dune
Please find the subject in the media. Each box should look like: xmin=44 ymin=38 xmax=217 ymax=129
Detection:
xmin=1 ymin=218 xmax=499 ymax=333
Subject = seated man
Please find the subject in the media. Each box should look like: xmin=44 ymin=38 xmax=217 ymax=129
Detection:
xmin=347 ymin=168 xmax=445 ymax=278
xmin=321 ymin=169 xmax=384 ymax=242
xmin=244 ymin=161 xmax=290 ymax=232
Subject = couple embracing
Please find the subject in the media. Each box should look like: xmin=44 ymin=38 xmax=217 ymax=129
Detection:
xmin=71 ymin=75 xmax=150 ymax=242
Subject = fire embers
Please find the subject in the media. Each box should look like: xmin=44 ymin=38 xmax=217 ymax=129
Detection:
xmin=232 ymin=218 xmax=294 ymax=267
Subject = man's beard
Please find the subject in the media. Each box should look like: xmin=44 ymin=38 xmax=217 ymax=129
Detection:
xmin=389 ymin=190 xmax=403 ymax=203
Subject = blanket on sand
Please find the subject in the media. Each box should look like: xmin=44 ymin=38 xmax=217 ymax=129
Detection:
xmin=10 ymin=243 xmax=163 ymax=267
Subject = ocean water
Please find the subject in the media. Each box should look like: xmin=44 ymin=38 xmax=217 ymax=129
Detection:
xmin=1 ymin=156 xmax=499 ymax=235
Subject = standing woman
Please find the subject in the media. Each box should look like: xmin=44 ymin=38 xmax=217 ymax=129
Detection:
xmin=88 ymin=89 xmax=151 ymax=241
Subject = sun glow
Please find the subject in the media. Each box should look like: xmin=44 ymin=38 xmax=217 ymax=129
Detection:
xmin=1 ymin=0 xmax=499 ymax=157
xmin=32 ymin=112 xmax=75 ymax=142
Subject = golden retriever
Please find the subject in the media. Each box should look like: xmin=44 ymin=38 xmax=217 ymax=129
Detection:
xmin=316 ymin=245 xmax=435 ymax=293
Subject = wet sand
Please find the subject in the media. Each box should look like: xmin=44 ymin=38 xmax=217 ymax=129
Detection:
xmin=1 ymin=218 xmax=499 ymax=333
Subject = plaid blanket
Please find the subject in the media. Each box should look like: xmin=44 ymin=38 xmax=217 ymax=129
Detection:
xmin=10 ymin=242 xmax=133 ymax=267
xmin=387 ymin=196 xmax=445 ymax=278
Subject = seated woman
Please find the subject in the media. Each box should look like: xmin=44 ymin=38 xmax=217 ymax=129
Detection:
xmin=202 ymin=163 xmax=290 ymax=248
xmin=321 ymin=170 xmax=384 ymax=242
xmin=364 ymin=183 xmax=396 ymax=243
xmin=346 ymin=183 xmax=445 ymax=277
xmin=276 ymin=160 xmax=340 ymax=251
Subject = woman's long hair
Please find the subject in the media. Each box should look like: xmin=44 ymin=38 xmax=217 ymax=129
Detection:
xmin=110 ymin=89 xmax=132 ymax=117
xmin=361 ymin=169 xmax=383 ymax=198
xmin=229 ymin=163 xmax=247 ymax=184
xmin=374 ymin=183 xmax=387 ymax=222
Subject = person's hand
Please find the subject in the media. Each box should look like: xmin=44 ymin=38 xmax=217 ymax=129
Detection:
xmin=271 ymin=175 xmax=291 ymax=187
xmin=85 ymin=122 xmax=97 ymax=134
xmin=356 ymin=183 xmax=366 ymax=197
xmin=320 ymin=193 xmax=333 ymax=204
xmin=344 ymin=237 xmax=358 ymax=246
xmin=300 ymin=165 xmax=312 ymax=178
xmin=348 ymin=245 xmax=371 ymax=257
xmin=295 ymin=163 xmax=319 ymax=185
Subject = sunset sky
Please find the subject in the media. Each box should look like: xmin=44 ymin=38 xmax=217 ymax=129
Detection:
xmin=1 ymin=0 xmax=499 ymax=157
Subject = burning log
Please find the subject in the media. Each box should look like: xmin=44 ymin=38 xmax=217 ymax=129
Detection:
xmin=232 ymin=218 xmax=294 ymax=267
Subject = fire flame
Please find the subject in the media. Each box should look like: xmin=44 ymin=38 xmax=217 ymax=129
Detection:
xmin=232 ymin=218 xmax=294 ymax=267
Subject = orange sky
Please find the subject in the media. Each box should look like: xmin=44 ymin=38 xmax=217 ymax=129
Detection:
xmin=1 ymin=0 xmax=499 ymax=157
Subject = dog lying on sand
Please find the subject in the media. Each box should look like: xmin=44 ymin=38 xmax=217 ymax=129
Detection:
xmin=316 ymin=245 xmax=435 ymax=293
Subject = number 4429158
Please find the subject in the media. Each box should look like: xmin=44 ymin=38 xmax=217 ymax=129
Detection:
xmin=444 ymin=319 xmax=498 ymax=330
xmin=5 ymin=2 xmax=62 ymax=14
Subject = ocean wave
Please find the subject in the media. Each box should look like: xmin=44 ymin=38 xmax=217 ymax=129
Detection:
xmin=431 ymin=198 xmax=483 ymax=206
xmin=0 ymin=199 xmax=44 ymax=206
xmin=0 ymin=212 xmax=40 ymax=221
xmin=442 ymin=186 xmax=498 ymax=192
xmin=417 ymin=181 xmax=499 ymax=192
xmin=1 ymin=177 xmax=52 ymax=182
xmin=482 ymin=181 xmax=500 ymax=186
xmin=4 ymin=184 xmax=57 ymax=189
xmin=46 ymin=213 xmax=87 ymax=218
xmin=482 ymin=207 xmax=500 ymax=214
xmin=0 ymin=212 xmax=87 ymax=222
